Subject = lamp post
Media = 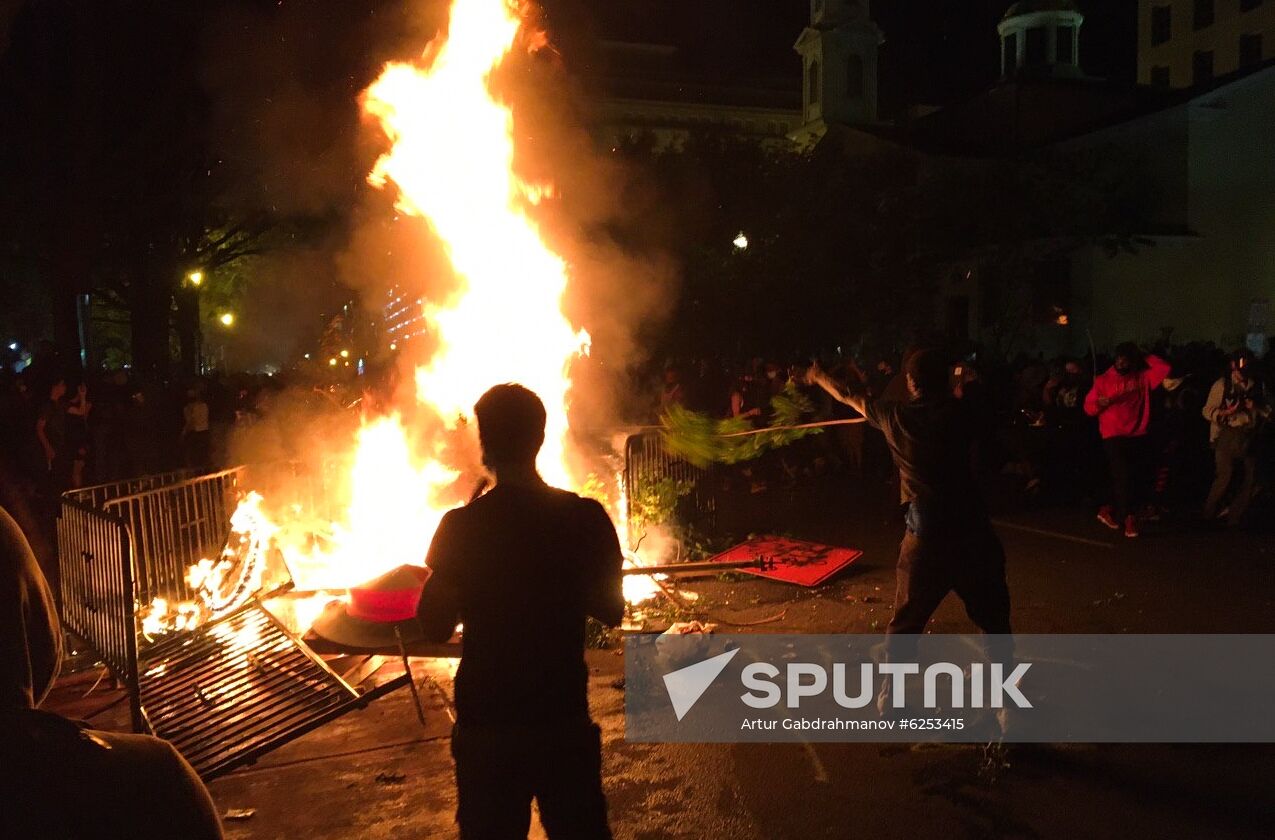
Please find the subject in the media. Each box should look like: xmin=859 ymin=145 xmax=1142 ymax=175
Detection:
xmin=181 ymin=270 xmax=205 ymax=375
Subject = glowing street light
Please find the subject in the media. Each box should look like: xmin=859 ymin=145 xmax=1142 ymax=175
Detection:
xmin=339 ymin=349 xmax=350 ymax=359
xmin=732 ymin=231 xmax=749 ymax=251
xmin=219 ymin=312 xmax=235 ymax=327
xmin=328 ymin=357 xmax=338 ymax=367
xmin=188 ymin=271 xmax=204 ymax=287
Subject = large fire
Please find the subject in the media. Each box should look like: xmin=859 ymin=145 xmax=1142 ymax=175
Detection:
xmin=363 ymin=0 xmax=589 ymax=490
xmin=141 ymin=0 xmax=660 ymax=638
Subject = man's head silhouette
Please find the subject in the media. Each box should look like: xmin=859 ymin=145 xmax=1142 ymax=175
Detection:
xmin=474 ymin=384 xmax=546 ymax=472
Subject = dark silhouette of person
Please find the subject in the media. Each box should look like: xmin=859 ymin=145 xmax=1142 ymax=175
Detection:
xmin=807 ymin=350 xmax=1012 ymax=706
xmin=416 ymin=383 xmax=624 ymax=840
xmin=0 ymin=504 xmax=223 ymax=839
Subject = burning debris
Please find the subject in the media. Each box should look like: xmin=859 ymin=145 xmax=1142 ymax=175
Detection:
xmin=138 ymin=0 xmax=675 ymax=647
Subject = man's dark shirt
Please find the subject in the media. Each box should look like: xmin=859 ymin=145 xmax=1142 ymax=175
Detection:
xmin=416 ymin=481 xmax=624 ymax=727
xmin=863 ymin=396 xmax=984 ymax=524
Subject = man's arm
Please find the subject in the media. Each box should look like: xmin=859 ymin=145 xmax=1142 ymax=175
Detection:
xmin=1083 ymin=379 xmax=1106 ymax=416
xmin=1202 ymin=378 xmax=1226 ymax=424
xmin=416 ymin=512 xmax=462 ymax=643
xmin=35 ymin=415 xmax=54 ymax=466
xmin=804 ymin=363 xmax=869 ymax=418
xmin=581 ymin=500 xmax=624 ymax=628
xmin=1142 ymin=354 xmax=1171 ymax=390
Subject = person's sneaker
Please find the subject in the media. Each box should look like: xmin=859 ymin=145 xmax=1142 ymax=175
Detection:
xmin=1123 ymin=515 xmax=1140 ymax=538
xmin=1096 ymin=506 xmax=1119 ymax=530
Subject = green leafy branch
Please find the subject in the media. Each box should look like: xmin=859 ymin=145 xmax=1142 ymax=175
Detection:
xmin=659 ymin=383 xmax=823 ymax=468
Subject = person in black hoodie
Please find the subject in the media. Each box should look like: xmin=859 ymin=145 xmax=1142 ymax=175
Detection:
xmin=416 ymin=384 xmax=623 ymax=840
xmin=0 ymin=504 xmax=223 ymax=840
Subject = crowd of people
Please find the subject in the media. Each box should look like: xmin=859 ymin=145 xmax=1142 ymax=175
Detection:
xmin=0 ymin=353 xmax=276 ymax=506
xmin=651 ymin=340 xmax=1273 ymax=534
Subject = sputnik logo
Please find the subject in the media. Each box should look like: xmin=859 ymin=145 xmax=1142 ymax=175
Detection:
xmin=662 ymin=648 xmax=740 ymax=720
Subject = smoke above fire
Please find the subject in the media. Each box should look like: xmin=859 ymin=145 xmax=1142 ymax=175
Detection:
xmin=202 ymin=0 xmax=676 ymax=608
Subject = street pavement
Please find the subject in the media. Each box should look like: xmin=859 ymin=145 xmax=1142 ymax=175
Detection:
xmin=200 ymin=490 xmax=1274 ymax=839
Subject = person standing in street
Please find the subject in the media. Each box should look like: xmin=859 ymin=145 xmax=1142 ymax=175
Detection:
xmin=181 ymin=386 xmax=211 ymax=471
xmin=1202 ymin=350 xmax=1269 ymax=526
xmin=34 ymin=378 xmax=68 ymax=497
xmin=806 ymin=350 xmax=1013 ymax=710
xmin=1084 ymin=343 xmax=1171 ymax=538
xmin=416 ymin=384 xmax=624 ymax=840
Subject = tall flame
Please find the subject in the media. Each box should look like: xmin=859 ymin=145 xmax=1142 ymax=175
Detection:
xmin=364 ymin=0 xmax=588 ymax=487
xmin=142 ymin=0 xmax=661 ymax=639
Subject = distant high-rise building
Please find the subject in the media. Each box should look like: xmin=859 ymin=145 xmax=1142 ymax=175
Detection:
xmin=1139 ymin=0 xmax=1274 ymax=88
xmin=382 ymin=285 xmax=425 ymax=349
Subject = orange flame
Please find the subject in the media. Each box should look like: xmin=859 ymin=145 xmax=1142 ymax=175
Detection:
xmin=143 ymin=0 xmax=663 ymax=639
xmin=364 ymin=0 xmax=588 ymax=489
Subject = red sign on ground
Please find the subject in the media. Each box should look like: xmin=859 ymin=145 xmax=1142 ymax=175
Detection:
xmin=708 ymin=536 xmax=863 ymax=587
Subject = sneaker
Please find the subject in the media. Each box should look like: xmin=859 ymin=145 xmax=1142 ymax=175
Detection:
xmin=1096 ymin=506 xmax=1119 ymax=530
xmin=1123 ymin=515 xmax=1139 ymax=538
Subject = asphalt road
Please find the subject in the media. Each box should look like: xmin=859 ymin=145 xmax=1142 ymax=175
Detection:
xmin=196 ymin=479 xmax=1275 ymax=839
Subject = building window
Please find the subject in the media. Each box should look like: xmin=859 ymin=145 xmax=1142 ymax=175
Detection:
xmin=846 ymin=55 xmax=864 ymax=102
xmin=808 ymin=59 xmax=821 ymax=106
xmin=1025 ymin=26 xmax=1047 ymax=65
xmin=1240 ymin=33 xmax=1263 ymax=68
xmin=1003 ymin=32 xmax=1018 ymax=74
xmin=1150 ymin=65 xmax=1171 ymax=87
xmin=1056 ymin=26 xmax=1076 ymax=64
xmin=1241 ymin=0 xmax=1262 ymax=12
xmin=1193 ymin=0 xmax=1214 ymax=30
xmin=1150 ymin=5 xmax=1171 ymax=46
xmin=1193 ymin=49 xmax=1214 ymax=85
xmin=1152 ymin=5 xmax=1167 ymax=45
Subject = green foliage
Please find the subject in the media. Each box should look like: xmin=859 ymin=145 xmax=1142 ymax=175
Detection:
xmin=577 ymin=473 xmax=611 ymax=507
xmin=659 ymin=383 xmax=823 ymax=468
xmin=628 ymin=476 xmax=696 ymax=534
xmin=584 ymin=617 xmax=617 ymax=649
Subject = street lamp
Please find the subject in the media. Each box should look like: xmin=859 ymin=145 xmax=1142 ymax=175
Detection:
xmin=188 ymin=271 xmax=204 ymax=287
xmin=732 ymin=231 xmax=749 ymax=251
xmin=219 ymin=312 xmax=235 ymax=327
xmin=339 ymin=349 xmax=350 ymax=359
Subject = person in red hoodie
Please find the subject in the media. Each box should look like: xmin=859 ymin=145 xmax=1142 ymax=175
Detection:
xmin=1084 ymin=343 xmax=1172 ymax=537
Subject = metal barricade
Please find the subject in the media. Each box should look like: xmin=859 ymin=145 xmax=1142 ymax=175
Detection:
xmin=623 ymin=431 xmax=714 ymax=524
xmin=62 ymin=470 xmax=194 ymax=511
xmin=58 ymin=467 xmax=246 ymax=730
xmin=56 ymin=498 xmax=142 ymax=730
xmin=100 ymin=467 xmax=245 ymax=606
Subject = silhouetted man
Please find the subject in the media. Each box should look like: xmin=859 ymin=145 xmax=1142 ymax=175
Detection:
xmin=807 ymin=350 xmax=1012 ymax=707
xmin=417 ymin=384 xmax=624 ymax=840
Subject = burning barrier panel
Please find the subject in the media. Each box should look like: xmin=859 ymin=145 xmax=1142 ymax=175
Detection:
xmin=137 ymin=602 xmax=395 ymax=779
xmin=57 ymin=469 xmax=414 ymax=777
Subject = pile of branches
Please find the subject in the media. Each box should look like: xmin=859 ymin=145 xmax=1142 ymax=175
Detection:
xmin=659 ymin=384 xmax=823 ymax=468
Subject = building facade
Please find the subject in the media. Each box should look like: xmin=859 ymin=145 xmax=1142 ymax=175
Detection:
xmin=1139 ymin=0 xmax=1275 ymax=88
xmin=587 ymin=41 xmax=802 ymax=152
